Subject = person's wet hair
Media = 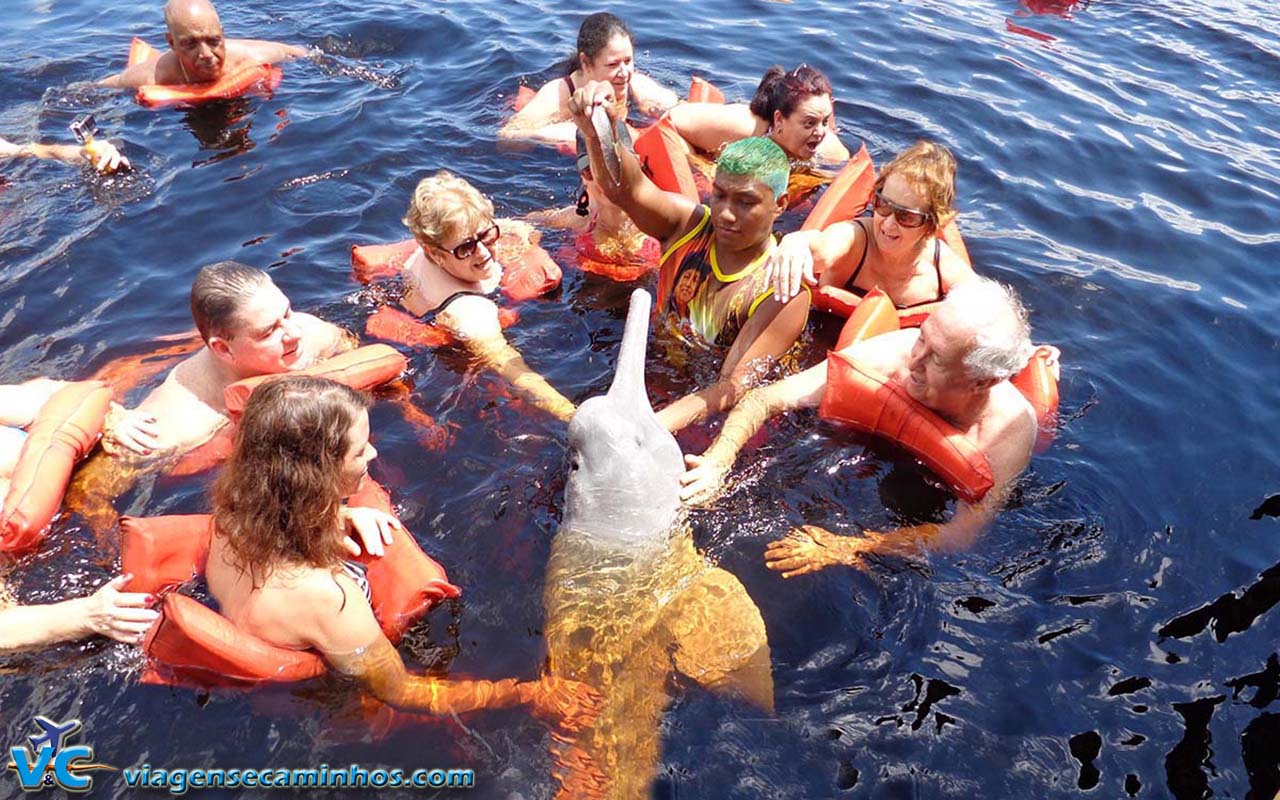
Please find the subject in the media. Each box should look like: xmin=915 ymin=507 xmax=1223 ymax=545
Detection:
xmin=189 ymin=260 xmax=272 ymax=342
xmin=943 ymin=277 xmax=1033 ymax=383
xmin=875 ymin=140 xmax=958 ymax=232
xmin=213 ymin=376 xmax=371 ymax=587
xmin=564 ymin=12 xmax=632 ymax=75
xmin=749 ymin=64 xmax=834 ymax=122
xmin=403 ymin=170 xmax=495 ymax=248
xmin=715 ymin=136 xmax=790 ymax=201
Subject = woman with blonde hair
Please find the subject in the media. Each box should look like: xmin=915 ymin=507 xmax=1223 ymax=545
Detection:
xmin=394 ymin=170 xmax=575 ymax=421
xmin=205 ymin=375 xmax=599 ymax=726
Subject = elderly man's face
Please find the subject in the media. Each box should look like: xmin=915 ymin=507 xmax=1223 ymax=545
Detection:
xmin=167 ymin=12 xmax=226 ymax=82
xmin=904 ymin=305 xmax=979 ymax=408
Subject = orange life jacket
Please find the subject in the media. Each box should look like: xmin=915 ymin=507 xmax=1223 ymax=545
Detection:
xmin=819 ymin=300 xmax=1061 ymax=502
xmin=166 ymin=345 xmax=406 ymax=477
xmin=126 ymin=38 xmax=283 ymax=108
xmin=0 ymin=381 xmax=112 ymax=553
xmin=123 ymin=478 xmax=460 ymax=687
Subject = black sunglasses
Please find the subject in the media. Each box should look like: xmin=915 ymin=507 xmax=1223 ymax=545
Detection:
xmin=871 ymin=191 xmax=932 ymax=229
xmin=435 ymin=223 xmax=500 ymax=259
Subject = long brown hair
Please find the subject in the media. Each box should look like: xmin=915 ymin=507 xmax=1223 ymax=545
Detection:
xmin=212 ymin=375 xmax=370 ymax=586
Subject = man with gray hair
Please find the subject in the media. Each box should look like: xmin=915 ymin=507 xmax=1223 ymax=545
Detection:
xmin=681 ymin=276 xmax=1052 ymax=575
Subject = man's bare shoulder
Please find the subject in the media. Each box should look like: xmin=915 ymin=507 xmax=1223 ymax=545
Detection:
xmin=227 ymin=38 xmax=307 ymax=66
xmin=139 ymin=349 xmax=223 ymax=413
xmin=979 ymin=382 xmax=1037 ymax=475
xmin=100 ymin=58 xmax=162 ymax=89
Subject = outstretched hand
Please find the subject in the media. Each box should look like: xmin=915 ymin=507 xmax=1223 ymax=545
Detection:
xmin=679 ymin=452 xmax=730 ymax=507
xmin=523 ymin=675 xmax=604 ymax=735
xmin=763 ymin=525 xmax=864 ymax=578
xmin=764 ymin=232 xmax=819 ymax=304
xmin=102 ymin=402 xmax=160 ymax=457
xmin=83 ymin=574 xmax=159 ymax=645
xmin=82 ymin=140 xmax=129 ymax=174
xmin=341 ymin=506 xmax=402 ymax=558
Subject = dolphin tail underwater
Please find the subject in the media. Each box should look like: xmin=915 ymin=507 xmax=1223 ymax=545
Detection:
xmin=544 ymin=289 xmax=773 ymax=800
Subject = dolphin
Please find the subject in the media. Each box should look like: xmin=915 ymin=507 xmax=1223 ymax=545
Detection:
xmin=544 ymin=289 xmax=773 ymax=799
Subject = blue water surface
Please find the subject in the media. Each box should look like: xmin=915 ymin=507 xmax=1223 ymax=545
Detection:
xmin=2 ymin=0 xmax=1279 ymax=797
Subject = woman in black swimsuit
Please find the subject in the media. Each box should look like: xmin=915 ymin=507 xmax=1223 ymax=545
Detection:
xmin=395 ymin=171 xmax=576 ymax=421
xmin=767 ymin=140 xmax=976 ymax=324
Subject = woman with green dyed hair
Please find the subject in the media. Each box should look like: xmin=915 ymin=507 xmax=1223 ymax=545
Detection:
xmin=569 ymin=81 xmax=810 ymax=434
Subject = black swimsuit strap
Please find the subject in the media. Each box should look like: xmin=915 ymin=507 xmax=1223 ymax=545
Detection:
xmin=421 ymin=289 xmax=490 ymax=324
xmin=932 ymin=237 xmax=944 ymax=301
xmin=844 ymin=218 xmax=873 ymax=296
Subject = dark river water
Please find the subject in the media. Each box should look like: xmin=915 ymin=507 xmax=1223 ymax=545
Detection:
xmin=2 ymin=0 xmax=1279 ymax=798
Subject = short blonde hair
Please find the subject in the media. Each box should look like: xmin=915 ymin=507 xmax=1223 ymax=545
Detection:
xmin=402 ymin=171 xmax=495 ymax=247
xmin=875 ymin=140 xmax=958 ymax=232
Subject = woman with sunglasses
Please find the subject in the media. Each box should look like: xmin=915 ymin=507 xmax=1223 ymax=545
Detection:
xmin=767 ymin=141 xmax=975 ymax=320
xmin=205 ymin=375 xmax=600 ymax=727
xmin=396 ymin=171 xmax=576 ymax=421
xmin=499 ymin=12 xmax=677 ymax=148
xmin=668 ymin=64 xmax=850 ymax=203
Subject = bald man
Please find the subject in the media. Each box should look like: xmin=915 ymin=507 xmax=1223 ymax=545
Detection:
xmin=100 ymin=0 xmax=305 ymax=89
xmin=681 ymin=277 xmax=1056 ymax=575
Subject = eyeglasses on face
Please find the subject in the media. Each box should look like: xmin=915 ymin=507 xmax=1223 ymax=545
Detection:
xmin=871 ymin=191 xmax=932 ymax=229
xmin=435 ymin=223 xmax=500 ymax=259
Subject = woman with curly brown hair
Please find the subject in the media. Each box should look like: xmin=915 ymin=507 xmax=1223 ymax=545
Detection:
xmin=766 ymin=140 xmax=977 ymax=309
xmin=204 ymin=375 xmax=599 ymax=727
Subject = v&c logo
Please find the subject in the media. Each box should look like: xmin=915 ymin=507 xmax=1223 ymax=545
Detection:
xmin=5 ymin=716 xmax=116 ymax=793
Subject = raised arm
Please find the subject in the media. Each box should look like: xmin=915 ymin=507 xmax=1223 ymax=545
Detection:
xmin=765 ymin=223 xmax=860 ymax=301
xmin=568 ymin=80 xmax=700 ymax=244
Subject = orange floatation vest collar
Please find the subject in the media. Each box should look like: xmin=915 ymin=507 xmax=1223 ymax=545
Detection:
xmin=0 ymin=381 xmax=112 ymax=554
xmin=819 ymin=291 xmax=1060 ymax=502
xmin=126 ymin=38 xmax=283 ymax=108
xmin=124 ymin=477 xmax=460 ymax=687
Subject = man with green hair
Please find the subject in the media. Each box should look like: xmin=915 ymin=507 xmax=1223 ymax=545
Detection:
xmin=570 ymin=83 xmax=810 ymax=433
